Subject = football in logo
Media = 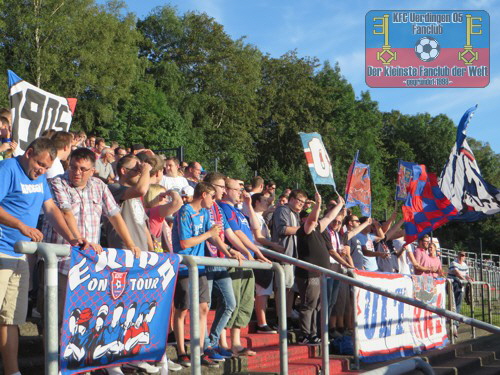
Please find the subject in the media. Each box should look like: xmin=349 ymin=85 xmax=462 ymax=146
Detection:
xmin=415 ymin=36 xmax=440 ymax=62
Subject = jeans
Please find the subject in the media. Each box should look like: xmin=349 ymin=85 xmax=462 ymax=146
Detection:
xmin=327 ymin=277 xmax=340 ymax=319
xmin=450 ymin=276 xmax=464 ymax=327
xmin=205 ymin=266 xmax=236 ymax=348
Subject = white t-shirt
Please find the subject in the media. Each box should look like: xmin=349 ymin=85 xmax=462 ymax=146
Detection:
xmin=357 ymin=233 xmax=379 ymax=272
xmin=393 ymin=238 xmax=414 ymax=275
xmin=46 ymin=157 xmax=64 ymax=179
xmin=160 ymin=175 xmax=190 ymax=193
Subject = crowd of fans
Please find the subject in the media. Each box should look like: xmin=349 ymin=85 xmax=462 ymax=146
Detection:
xmin=0 ymin=111 xmax=465 ymax=374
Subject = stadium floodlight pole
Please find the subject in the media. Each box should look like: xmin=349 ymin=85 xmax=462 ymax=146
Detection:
xmin=15 ymin=241 xmax=71 ymax=375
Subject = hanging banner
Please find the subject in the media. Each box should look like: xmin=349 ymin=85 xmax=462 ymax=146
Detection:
xmin=299 ymin=132 xmax=336 ymax=190
xmin=396 ymin=160 xmax=417 ymax=201
xmin=354 ymin=271 xmax=448 ymax=363
xmin=7 ymin=70 xmax=77 ymax=155
xmin=60 ymin=247 xmax=179 ymax=375
xmin=345 ymin=151 xmax=371 ymax=217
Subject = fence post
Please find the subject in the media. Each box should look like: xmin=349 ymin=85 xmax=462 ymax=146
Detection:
xmin=470 ymin=281 xmax=476 ymax=339
xmin=15 ymin=241 xmax=70 ymax=375
xmin=352 ymin=282 xmax=360 ymax=370
xmin=182 ymin=256 xmax=202 ymax=375
xmin=320 ymin=275 xmax=329 ymax=375
xmin=446 ymin=280 xmax=455 ymax=345
xmin=272 ymin=262 xmax=288 ymax=375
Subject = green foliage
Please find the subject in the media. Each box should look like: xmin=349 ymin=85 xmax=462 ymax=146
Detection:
xmin=0 ymin=2 xmax=498 ymax=253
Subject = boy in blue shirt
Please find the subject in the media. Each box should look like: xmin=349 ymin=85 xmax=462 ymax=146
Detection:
xmin=172 ymin=182 xmax=236 ymax=368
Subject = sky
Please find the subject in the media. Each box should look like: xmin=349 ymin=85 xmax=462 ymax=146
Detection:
xmin=119 ymin=0 xmax=499 ymax=153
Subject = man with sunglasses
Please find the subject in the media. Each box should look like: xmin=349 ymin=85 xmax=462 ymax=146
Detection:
xmin=106 ymin=155 xmax=153 ymax=253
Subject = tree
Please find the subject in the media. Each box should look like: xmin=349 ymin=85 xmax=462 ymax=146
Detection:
xmin=0 ymin=0 xmax=140 ymax=134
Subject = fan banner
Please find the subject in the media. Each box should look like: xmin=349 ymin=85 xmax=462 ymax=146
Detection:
xmin=60 ymin=247 xmax=180 ymax=375
xmin=396 ymin=160 xmax=417 ymax=201
xmin=345 ymin=152 xmax=371 ymax=217
xmin=299 ymin=132 xmax=336 ymax=189
xmin=354 ymin=271 xmax=448 ymax=363
xmin=7 ymin=70 xmax=77 ymax=155
xmin=365 ymin=10 xmax=490 ymax=88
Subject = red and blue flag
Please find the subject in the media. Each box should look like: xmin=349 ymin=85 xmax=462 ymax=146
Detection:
xmin=403 ymin=165 xmax=458 ymax=244
xmin=345 ymin=151 xmax=371 ymax=217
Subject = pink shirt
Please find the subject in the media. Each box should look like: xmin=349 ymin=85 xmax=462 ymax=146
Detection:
xmin=413 ymin=247 xmax=429 ymax=275
xmin=420 ymin=255 xmax=442 ymax=278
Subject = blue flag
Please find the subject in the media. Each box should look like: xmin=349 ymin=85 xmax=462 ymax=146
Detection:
xmin=60 ymin=247 xmax=180 ymax=375
xmin=299 ymin=132 xmax=336 ymax=189
xmin=439 ymin=105 xmax=500 ymax=221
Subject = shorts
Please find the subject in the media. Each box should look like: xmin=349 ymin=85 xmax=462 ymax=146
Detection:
xmin=174 ymin=274 xmax=210 ymax=310
xmin=0 ymin=253 xmax=29 ymax=325
xmin=283 ymin=264 xmax=295 ymax=289
xmin=256 ymin=274 xmax=274 ymax=296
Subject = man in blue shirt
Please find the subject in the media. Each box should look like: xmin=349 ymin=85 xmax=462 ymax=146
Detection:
xmin=218 ymin=178 xmax=270 ymax=357
xmin=0 ymin=137 xmax=89 ymax=375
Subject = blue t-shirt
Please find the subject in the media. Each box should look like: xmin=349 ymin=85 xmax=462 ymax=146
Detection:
xmin=0 ymin=157 xmax=52 ymax=256
xmin=172 ymin=203 xmax=211 ymax=275
xmin=218 ymin=201 xmax=254 ymax=258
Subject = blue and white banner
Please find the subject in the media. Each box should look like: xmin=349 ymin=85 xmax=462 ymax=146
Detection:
xmin=60 ymin=247 xmax=179 ymax=375
xmin=299 ymin=132 xmax=336 ymax=189
xmin=7 ymin=70 xmax=77 ymax=155
xmin=354 ymin=271 xmax=447 ymax=363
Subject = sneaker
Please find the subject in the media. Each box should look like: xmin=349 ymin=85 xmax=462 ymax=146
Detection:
xmin=298 ymin=336 xmax=320 ymax=346
xmin=168 ymin=359 xmax=182 ymax=372
xmin=204 ymin=347 xmax=226 ymax=362
xmin=309 ymin=335 xmax=321 ymax=345
xmin=330 ymin=330 xmax=343 ymax=339
xmin=123 ymin=361 xmax=159 ymax=374
xmin=257 ymin=324 xmax=277 ymax=334
xmin=177 ymin=354 xmax=191 ymax=367
xmin=200 ymin=354 xmax=219 ymax=368
xmin=214 ymin=346 xmax=233 ymax=359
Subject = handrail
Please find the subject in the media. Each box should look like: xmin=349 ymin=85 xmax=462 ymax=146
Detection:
xmin=15 ymin=241 xmax=71 ymax=375
xmin=257 ymin=246 xmax=500 ymax=334
xmin=180 ymin=255 xmax=288 ymax=375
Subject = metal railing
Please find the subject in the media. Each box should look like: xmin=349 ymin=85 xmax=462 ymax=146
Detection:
xmin=13 ymin=241 xmax=288 ymax=375
xmin=14 ymin=240 xmax=500 ymax=375
xmin=256 ymin=246 xmax=500 ymax=371
xmin=15 ymin=241 xmax=71 ymax=375
xmin=180 ymin=255 xmax=287 ymax=375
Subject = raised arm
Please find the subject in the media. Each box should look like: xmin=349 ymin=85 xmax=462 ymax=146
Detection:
xmin=319 ymin=195 xmax=345 ymax=232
